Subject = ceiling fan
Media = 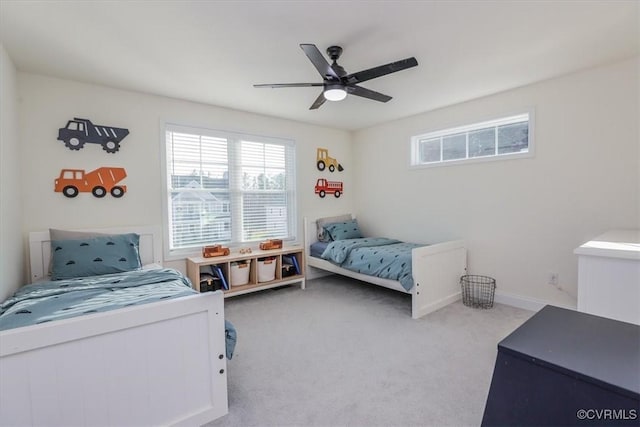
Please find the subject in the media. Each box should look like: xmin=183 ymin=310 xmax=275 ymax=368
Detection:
xmin=254 ymin=44 xmax=418 ymax=110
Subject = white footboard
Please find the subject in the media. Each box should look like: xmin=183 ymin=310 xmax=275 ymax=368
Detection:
xmin=411 ymin=240 xmax=467 ymax=319
xmin=0 ymin=292 xmax=228 ymax=427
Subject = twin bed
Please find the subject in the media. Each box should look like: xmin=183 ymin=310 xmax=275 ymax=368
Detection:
xmin=304 ymin=216 xmax=467 ymax=319
xmin=0 ymin=226 xmax=230 ymax=426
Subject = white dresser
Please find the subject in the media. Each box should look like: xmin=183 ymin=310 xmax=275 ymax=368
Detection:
xmin=574 ymin=229 xmax=640 ymax=325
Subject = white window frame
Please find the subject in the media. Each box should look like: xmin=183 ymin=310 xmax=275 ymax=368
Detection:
xmin=410 ymin=109 xmax=535 ymax=169
xmin=160 ymin=121 xmax=297 ymax=260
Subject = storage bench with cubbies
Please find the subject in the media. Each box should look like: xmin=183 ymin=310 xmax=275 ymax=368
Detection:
xmin=186 ymin=246 xmax=305 ymax=298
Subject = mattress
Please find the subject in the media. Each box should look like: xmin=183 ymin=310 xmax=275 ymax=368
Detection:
xmin=310 ymin=241 xmax=330 ymax=258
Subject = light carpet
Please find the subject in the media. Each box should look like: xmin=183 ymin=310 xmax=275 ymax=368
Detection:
xmin=207 ymin=274 xmax=534 ymax=427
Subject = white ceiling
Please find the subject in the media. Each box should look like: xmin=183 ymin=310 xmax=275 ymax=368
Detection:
xmin=1 ymin=1 xmax=638 ymax=131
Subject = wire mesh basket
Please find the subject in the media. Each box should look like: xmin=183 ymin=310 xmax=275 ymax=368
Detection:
xmin=460 ymin=275 xmax=496 ymax=309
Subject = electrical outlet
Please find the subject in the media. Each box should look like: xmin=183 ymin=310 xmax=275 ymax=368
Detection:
xmin=548 ymin=272 xmax=559 ymax=287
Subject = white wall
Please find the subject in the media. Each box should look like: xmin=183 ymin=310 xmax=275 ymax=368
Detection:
xmin=17 ymin=73 xmax=353 ymax=274
xmin=0 ymin=45 xmax=24 ymax=300
xmin=352 ymin=58 xmax=639 ymax=307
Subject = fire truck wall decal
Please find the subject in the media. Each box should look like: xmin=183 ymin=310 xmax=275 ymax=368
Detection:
xmin=316 ymin=148 xmax=344 ymax=172
xmin=314 ymin=178 xmax=343 ymax=198
xmin=55 ymin=167 xmax=127 ymax=198
xmin=57 ymin=118 xmax=130 ymax=153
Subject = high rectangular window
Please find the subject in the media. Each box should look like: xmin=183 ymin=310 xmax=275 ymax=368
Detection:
xmin=411 ymin=112 xmax=532 ymax=167
xmin=163 ymin=124 xmax=296 ymax=255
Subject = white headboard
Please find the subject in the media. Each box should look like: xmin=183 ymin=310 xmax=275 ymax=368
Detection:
xmin=29 ymin=225 xmax=163 ymax=283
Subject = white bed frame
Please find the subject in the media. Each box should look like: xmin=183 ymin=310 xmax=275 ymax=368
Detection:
xmin=304 ymin=217 xmax=467 ymax=319
xmin=1 ymin=226 xmax=228 ymax=426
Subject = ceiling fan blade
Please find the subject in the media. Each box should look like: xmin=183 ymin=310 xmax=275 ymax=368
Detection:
xmin=254 ymin=83 xmax=324 ymax=88
xmin=346 ymin=85 xmax=392 ymax=103
xmin=309 ymin=91 xmax=327 ymax=110
xmin=300 ymin=44 xmax=340 ymax=80
xmin=346 ymin=57 xmax=418 ymax=84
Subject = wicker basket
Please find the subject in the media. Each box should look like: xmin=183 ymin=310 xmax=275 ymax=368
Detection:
xmin=460 ymin=275 xmax=496 ymax=309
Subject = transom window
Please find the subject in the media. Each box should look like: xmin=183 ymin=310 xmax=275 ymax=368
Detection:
xmin=411 ymin=112 xmax=533 ymax=167
xmin=163 ymin=124 xmax=296 ymax=255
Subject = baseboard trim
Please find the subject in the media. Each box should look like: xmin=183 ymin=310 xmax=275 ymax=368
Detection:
xmin=494 ymin=290 xmax=576 ymax=312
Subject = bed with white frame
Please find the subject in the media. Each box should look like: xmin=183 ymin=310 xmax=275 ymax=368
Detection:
xmin=0 ymin=226 xmax=228 ymax=427
xmin=304 ymin=216 xmax=467 ymax=319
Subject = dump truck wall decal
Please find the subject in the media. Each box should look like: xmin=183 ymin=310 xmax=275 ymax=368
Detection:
xmin=55 ymin=167 xmax=127 ymax=198
xmin=58 ymin=118 xmax=129 ymax=153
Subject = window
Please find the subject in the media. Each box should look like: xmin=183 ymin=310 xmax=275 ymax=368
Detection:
xmin=411 ymin=112 xmax=532 ymax=167
xmin=163 ymin=124 xmax=296 ymax=255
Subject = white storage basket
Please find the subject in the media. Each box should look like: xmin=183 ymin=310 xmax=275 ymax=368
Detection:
xmin=230 ymin=261 xmax=251 ymax=286
xmin=257 ymin=258 xmax=277 ymax=282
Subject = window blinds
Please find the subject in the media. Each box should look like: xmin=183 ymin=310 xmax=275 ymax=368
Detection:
xmin=165 ymin=125 xmax=296 ymax=251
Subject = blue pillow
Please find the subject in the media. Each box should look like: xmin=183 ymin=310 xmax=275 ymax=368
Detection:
xmin=51 ymin=233 xmax=142 ymax=280
xmin=324 ymin=219 xmax=363 ymax=241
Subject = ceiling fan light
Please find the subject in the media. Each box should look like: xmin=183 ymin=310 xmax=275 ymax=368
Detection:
xmin=324 ymin=86 xmax=347 ymax=101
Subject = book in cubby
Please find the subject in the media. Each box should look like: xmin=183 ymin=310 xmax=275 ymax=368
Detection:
xmin=282 ymin=253 xmax=301 ymax=275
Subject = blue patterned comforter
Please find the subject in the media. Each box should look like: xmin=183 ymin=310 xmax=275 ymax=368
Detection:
xmin=0 ymin=268 xmax=237 ymax=358
xmin=321 ymin=238 xmax=422 ymax=291
xmin=0 ymin=268 xmax=195 ymax=331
